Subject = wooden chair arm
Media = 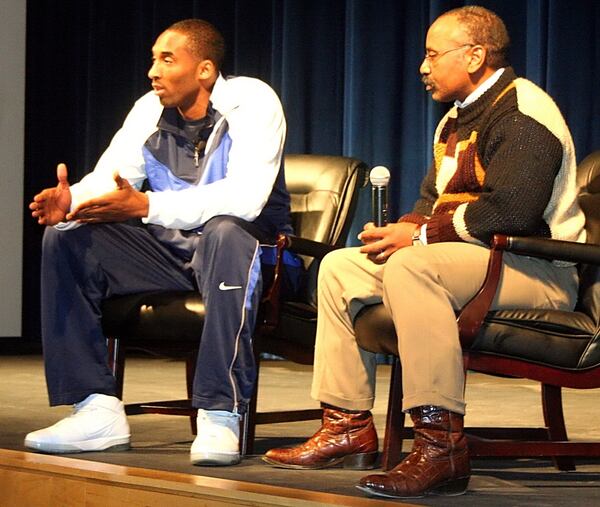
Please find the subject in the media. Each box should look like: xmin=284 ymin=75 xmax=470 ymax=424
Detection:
xmin=457 ymin=232 xmax=600 ymax=348
xmin=259 ymin=233 xmax=342 ymax=330
xmin=456 ymin=236 xmax=508 ymax=348
xmin=260 ymin=233 xmax=288 ymax=330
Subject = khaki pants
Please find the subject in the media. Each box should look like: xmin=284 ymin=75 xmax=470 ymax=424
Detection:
xmin=310 ymin=242 xmax=578 ymax=415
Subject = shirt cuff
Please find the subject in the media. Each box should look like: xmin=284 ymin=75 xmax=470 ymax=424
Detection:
xmin=419 ymin=224 xmax=428 ymax=245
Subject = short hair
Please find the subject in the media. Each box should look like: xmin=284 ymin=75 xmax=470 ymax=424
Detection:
xmin=442 ymin=6 xmax=510 ymax=69
xmin=167 ymin=19 xmax=226 ymax=70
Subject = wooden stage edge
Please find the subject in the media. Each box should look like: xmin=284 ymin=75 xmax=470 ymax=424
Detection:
xmin=0 ymin=448 xmax=416 ymax=506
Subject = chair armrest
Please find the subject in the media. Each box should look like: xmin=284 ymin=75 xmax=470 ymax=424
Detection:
xmin=457 ymin=233 xmax=599 ymax=348
xmin=284 ymin=235 xmax=341 ymax=260
xmin=494 ymin=234 xmax=600 ymax=265
xmin=259 ymin=234 xmax=341 ymax=330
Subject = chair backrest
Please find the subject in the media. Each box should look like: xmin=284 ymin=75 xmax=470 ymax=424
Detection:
xmin=577 ymin=151 xmax=600 ymax=245
xmin=283 ymin=154 xmax=368 ymax=303
xmin=284 ymin=154 xmax=368 ymax=247
xmin=575 ymin=151 xmax=600 ymax=312
xmin=574 ymin=151 xmax=600 ymax=366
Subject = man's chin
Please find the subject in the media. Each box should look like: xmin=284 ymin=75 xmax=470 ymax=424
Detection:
xmin=425 ymin=86 xmax=443 ymax=102
xmin=430 ymin=89 xmax=452 ymax=103
xmin=154 ymin=93 xmax=175 ymax=107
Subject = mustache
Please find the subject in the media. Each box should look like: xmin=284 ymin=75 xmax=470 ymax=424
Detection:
xmin=421 ymin=76 xmax=432 ymax=86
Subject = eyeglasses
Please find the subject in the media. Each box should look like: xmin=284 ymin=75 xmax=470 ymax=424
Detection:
xmin=423 ymin=44 xmax=474 ymax=64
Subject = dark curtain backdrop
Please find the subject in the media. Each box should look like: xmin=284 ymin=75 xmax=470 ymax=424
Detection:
xmin=22 ymin=0 xmax=600 ymax=340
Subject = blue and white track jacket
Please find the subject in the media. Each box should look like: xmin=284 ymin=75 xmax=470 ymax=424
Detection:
xmin=61 ymin=74 xmax=291 ymax=238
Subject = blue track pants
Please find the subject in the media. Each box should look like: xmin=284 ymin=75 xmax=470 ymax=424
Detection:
xmin=41 ymin=216 xmax=264 ymax=414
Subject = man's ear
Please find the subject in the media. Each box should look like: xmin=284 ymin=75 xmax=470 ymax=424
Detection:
xmin=197 ymin=59 xmax=217 ymax=80
xmin=467 ymin=45 xmax=487 ymax=74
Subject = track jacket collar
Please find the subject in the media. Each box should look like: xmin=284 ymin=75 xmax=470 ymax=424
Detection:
xmin=209 ymin=73 xmax=239 ymax=116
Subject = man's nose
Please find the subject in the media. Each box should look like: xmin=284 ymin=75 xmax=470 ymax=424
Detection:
xmin=148 ymin=61 xmax=159 ymax=80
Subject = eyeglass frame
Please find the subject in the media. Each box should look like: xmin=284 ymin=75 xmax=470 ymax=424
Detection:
xmin=423 ymin=44 xmax=474 ymax=64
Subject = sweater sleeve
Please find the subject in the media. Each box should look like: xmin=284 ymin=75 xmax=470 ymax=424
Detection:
xmin=398 ymin=162 xmax=437 ymax=225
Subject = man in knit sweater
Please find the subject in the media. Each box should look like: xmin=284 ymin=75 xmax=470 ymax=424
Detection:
xmin=264 ymin=5 xmax=585 ymax=499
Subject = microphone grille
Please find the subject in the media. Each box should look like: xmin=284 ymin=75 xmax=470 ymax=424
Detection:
xmin=369 ymin=166 xmax=390 ymax=186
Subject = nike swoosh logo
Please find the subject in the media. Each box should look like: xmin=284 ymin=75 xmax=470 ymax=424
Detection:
xmin=219 ymin=282 xmax=243 ymax=291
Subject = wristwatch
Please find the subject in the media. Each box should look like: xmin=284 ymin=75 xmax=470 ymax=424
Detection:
xmin=412 ymin=226 xmax=422 ymax=246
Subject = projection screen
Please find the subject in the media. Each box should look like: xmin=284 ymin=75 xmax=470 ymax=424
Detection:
xmin=0 ymin=0 xmax=26 ymax=337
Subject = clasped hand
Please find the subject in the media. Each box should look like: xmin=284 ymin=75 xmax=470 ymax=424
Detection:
xmin=69 ymin=173 xmax=149 ymax=223
xmin=358 ymin=222 xmax=419 ymax=264
xmin=30 ymin=163 xmax=149 ymax=225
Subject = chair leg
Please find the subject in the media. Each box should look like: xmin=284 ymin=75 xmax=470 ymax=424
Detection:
xmin=185 ymin=351 xmax=199 ymax=435
xmin=381 ymin=357 xmax=406 ymax=471
xmin=240 ymin=348 xmax=263 ymax=457
xmin=241 ymin=376 xmax=258 ymax=457
xmin=106 ymin=337 xmax=125 ymax=400
xmin=542 ymin=384 xmax=576 ymax=471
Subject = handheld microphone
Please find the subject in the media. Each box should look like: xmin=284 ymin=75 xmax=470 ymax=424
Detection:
xmin=370 ymin=166 xmax=390 ymax=227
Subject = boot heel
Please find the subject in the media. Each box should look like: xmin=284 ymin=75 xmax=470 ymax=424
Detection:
xmin=342 ymin=451 xmax=378 ymax=470
xmin=432 ymin=476 xmax=469 ymax=496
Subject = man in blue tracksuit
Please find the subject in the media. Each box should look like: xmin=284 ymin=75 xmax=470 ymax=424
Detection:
xmin=26 ymin=18 xmax=291 ymax=466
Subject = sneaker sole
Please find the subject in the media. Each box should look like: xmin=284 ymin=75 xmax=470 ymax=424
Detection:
xmin=24 ymin=437 xmax=131 ymax=454
xmin=191 ymin=451 xmax=241 ymax=466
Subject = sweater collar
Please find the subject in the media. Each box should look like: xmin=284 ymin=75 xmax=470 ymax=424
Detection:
xmin=455 ymin=68 xmax=505 ymax=109
xmin=454 ymin=67 xmax=517 ymax=123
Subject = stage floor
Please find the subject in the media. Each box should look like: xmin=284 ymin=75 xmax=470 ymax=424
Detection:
xmin=1 ymin=354 xmax=599 ymax=506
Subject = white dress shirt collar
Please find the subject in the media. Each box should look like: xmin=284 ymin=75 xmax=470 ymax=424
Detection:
xmin=455 ymin=68 xmax=505 ymax=109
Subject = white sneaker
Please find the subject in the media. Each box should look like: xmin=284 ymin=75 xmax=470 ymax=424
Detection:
xmin=24 ymin=393 xmax=130 ymax=454
xmin=190 ymin=409 xmax=241 ymax=465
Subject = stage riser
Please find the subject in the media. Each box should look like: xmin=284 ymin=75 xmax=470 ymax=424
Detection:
xmin=0 ymin=449 xmax=402 ymax=507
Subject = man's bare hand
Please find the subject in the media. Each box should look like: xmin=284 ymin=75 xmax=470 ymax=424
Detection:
xmin=29 ymin=163 xmax=72 ymax=225
xmin=67 ymin=173 xmax=149 ymax=223
xmin=359 ymin=222 xmax=419 ymax=264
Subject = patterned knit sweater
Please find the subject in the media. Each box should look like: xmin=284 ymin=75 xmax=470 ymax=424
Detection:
xmin=400 ymin=67 xmax=585 ymax=247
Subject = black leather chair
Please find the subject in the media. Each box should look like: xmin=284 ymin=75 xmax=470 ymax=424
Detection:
xmin=101 ymin=154 xmax=368 ymax=455
xmin=354 ymin=150 xmax=600 ymax=472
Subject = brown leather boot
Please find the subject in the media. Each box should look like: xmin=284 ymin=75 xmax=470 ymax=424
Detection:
xmin=357 ymin=406 xmax=470 ymax=498
xmin=262 ymin=406 xmax=378 ymax=469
